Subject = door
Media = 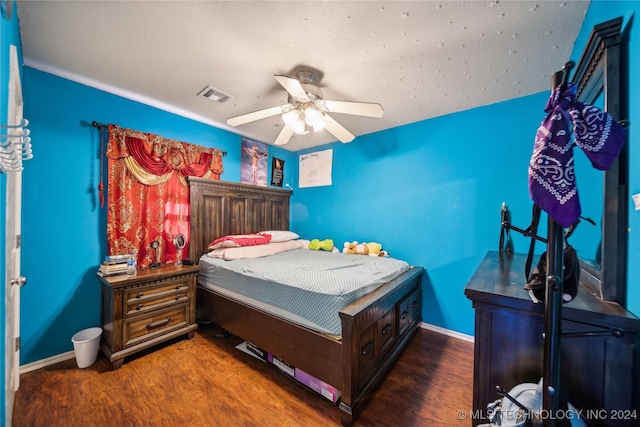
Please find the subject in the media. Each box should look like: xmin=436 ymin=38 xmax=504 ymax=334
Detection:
xmin=4 ymin=44 xmax=26 ymax=427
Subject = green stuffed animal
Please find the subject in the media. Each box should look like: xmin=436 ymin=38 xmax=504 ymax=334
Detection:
xmin=308 ymin=238 xmax=334 ymax=251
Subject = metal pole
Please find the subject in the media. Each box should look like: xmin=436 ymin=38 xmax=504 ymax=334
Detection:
xmin=543 ymin=219 xmax=563 ymax=427
xmin=542 ymin=60 xmax=574 ymax=427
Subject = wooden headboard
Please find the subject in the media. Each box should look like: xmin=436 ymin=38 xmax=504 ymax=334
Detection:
xmin=187 ymin=177 xmax=292 ymax=263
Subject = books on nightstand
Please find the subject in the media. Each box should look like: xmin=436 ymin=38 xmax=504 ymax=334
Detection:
xmin=98 ymin=255 xmax=129 ymax=276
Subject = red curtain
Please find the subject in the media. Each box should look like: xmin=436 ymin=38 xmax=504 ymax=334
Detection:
xmin=106 ymin=125 xmax=224 ymax=267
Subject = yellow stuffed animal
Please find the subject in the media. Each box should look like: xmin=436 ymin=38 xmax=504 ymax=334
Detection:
xmin=366 ymin=242 xmax=382 ymax=256
xmin=366 ymin=242 xmax=388 ymax=257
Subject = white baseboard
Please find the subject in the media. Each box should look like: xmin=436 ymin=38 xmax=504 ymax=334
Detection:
xmin=420 ymin=322 xmax=475 ymax=343
xmin=20 ymin=323 xmax=473 ymax=374
xmin=20 ymin=350 xmax=75 ymax=374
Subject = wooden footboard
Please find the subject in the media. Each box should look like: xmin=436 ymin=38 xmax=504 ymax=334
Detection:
xmin=196 ymin=285 xmax=343 ymax=388
xmin=196 ymin=266 xmax=424 ymax=426
xmin=339 ymin=266 xmax=423 ymax=426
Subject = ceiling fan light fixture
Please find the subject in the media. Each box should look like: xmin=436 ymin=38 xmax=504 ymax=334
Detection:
xmin=291 ymin=118 xmax=307 ymax=135
xmin=282 ymin=109 xmax=300 ymax=126
xmin=227 ymin=71 xmax=382 ymax=146
xmin=304 ymin=105 xmax=323 ymax=124
xmin=311 ymin=119 xmax=326 ymax=133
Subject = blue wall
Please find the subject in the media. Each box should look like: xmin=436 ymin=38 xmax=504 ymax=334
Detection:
xmin=19 ymin=68 xmax=294 ymax=363
xmin=9 ymin=1 xmax=640 ymax=368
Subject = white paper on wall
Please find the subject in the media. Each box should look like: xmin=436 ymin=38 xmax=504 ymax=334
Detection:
xmin=299 ymin=149 xmax=333 ymax=188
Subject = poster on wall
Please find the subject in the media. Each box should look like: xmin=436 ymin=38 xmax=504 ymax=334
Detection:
xmin=270 ymin=157 xmax=284 ymax=187
xmin=299 ymin=149 xmax=333 ymax=188
xmin=241 ymin=137 xmax=268 ymax=186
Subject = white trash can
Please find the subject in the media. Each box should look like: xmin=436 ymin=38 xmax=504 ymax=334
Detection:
xmin=71 ymin=327 xmax=103 ymax=368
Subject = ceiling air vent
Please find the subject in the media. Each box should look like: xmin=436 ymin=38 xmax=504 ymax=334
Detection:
xmin=197 ymin=85 xmax=233 ymax=104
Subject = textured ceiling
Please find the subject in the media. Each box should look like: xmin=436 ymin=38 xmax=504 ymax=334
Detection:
xmin=16 ymin=1 xmax=589 ymax=151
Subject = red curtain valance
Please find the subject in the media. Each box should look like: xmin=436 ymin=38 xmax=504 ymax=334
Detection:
xmin=107 ymin=125 xmax=224 ymax=182
xmin=106 ymin=125 xmax=224 ymax=267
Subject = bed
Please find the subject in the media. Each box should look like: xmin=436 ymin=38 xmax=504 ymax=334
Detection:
xmin=188 ymin=177 xmax=424 ymax=426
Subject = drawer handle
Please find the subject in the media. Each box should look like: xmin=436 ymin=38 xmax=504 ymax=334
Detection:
xmin=400 ymin=311 xmax=408 ymax=321
xmin=411 ymin=302 xmax=417 ymax=309
xmin=382 ymin=323 xmax=393 ymax=335
xmin=361 ymin=339 xmax=375 ymax=356
xmin=175 ymin=294 xmax=181 ymax=301
xmin=136 ymin=291 xmax=143 ymax=298
xmin=146 ymin=317 xmax=171 ymax=330
xmin=175 ymin=284 xmax=182 ymax=290
xmin=136 ymin=303 xmax=143 ymax=310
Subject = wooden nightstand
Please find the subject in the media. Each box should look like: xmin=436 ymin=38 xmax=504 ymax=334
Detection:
xmin=97 ymin=264 xmax=200 ymax=369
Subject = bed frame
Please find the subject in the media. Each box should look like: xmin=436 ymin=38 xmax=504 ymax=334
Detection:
xmin=188 ymin=177 xmax=424 ymax=426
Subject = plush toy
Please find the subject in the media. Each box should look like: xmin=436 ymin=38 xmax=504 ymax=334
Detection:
xmin=366 ymin=242 xmax=382 ymax=256
xmin=355 ymin=242 xmax=369 ymax=255
xmin=344 ymin=240 xmax=389 ymax=256
xmin=319 ymin=239 xmax=334 ymax=251
xmin=309 ymin=238 xmax=334 ymax=251
xmin=363 ymin=242 xmax=389 ymax=257
xmin=343 ymin=241 xmax=357 ymax=254
xmin=343 ymin=241 xmax=371 ymax=255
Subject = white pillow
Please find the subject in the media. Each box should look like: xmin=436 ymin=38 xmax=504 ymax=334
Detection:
xmin=260 ymin=230 xmax=300 ymax=243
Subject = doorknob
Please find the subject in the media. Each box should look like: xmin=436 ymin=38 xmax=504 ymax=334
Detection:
xmin=11 ymin=276 xmax=26 ymax=287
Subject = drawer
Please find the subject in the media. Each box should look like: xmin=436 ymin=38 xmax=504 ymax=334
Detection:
xmin=378 ymin=308 xmax=397 ymax=355
xmin=124 ymin=279 xmax=191 ymax=317
xmin=409 ymin=288 xmax=420 ymax=318
xmin=358 ymin=323 xmax=377 ymax=384
xmin=123 ymin=304 xmax=189 ymax=348
xmin=398 ymin=289 xmax=419 ymax=336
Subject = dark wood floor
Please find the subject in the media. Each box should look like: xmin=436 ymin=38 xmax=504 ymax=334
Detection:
xmin=13 ymin=324 xmax=474 ymax=426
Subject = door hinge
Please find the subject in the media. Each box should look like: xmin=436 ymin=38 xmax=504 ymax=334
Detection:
xmin=16 ymin=234 xmax=21 ymax=249
xmin=15 ymin=337 xmax=20 ymax=351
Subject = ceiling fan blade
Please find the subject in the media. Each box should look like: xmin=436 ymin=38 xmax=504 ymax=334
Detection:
xmin=274 ymin=75 xmax=310 ymax=101
xmin=227 ymin=104 xmax=288 ymax=127
xmin=323 ymin=100 xmax=384 ymax=118
xmin=322 ymin=114 xmax=355 ymax=143
xmin=274 ymin=125 xmax=294 ymax=146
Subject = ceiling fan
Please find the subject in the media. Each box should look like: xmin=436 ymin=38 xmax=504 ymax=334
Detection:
xmin=227 ymin=70 xmax=384 ymax=146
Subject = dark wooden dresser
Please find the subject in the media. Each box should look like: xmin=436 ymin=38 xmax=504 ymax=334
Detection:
xmin=98 ymin=264 xmax=200 ymax=369
xmin=465 ymin=252 xmax=639 ymax=426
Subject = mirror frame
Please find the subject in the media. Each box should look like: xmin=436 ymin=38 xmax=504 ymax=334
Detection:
xmin=174 ymin=234 xmax=186 ymax=250
xmin=571 ymin=17 xmax=628 ymax=306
